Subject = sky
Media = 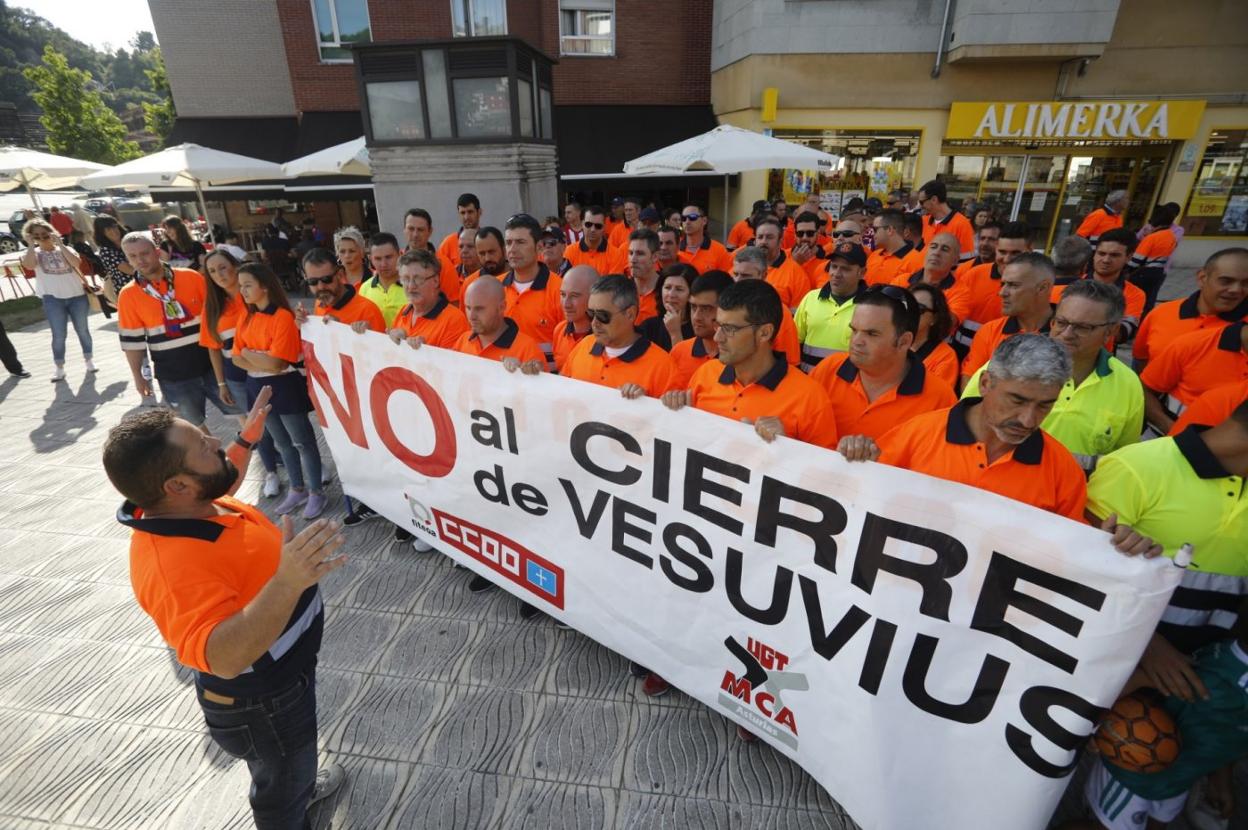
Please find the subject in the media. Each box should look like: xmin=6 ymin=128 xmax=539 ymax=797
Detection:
xmin=13 ymin=0 xmax=157 ymax=52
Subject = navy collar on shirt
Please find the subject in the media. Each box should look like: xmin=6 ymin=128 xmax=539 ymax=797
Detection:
xmin=589 ymin=334 xmax=651 ymax=362
xmin=680 ymin=235 xmax=712 ymax=253
xmin=912 ymin=337 xmax=942 ymax=362
xmin=579 ymin=237 xmax=609 ymax=253
xmin=835 ymin=354 xmax=927 ymax=396
xmin=502 ymin=263 xmax=551 ymax=291
xmin=717 ymin=352 xmax=788 ymax=390
xmin=908 ymin=270 xmax=955 ymax=291
xmin=116 ymin=501 xmax=228 ymax=542
xmin=254 ymin=303 xmax=279 ymax=316
xmin=818 ymin=281 xmax=866 ymax=304
xmin=945 ymin=397 xmax=1044 ymax=464
xmin=691 ymin=337 xmax=712 ymax=357
xmin=329 ymin=284 xmax=357 ymax=311
xmin=1002 ymin=309 xmax=1054 ymax=335
xmin=1173 ymin=425 xmax=1232 ymax=479
xmin=1218 ymin=321 xmax=1245 ymax=352
xmin=470 ymin=317 xmax=520 ymax=348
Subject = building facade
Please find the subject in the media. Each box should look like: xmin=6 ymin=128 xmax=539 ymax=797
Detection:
xmin=150 ymin=0 xmax=717 ymax=233
xmin=712 ymin=0 xmax=1248 ymax=264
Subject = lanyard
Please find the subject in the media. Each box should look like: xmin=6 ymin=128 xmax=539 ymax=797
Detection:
xmin=139 ymin=269 xmax=190 ymax=336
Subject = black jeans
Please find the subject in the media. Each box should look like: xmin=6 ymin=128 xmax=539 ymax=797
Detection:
xmin=0 ymin=318 xmax=23 ymax=374
xmin=1129 ymin=268 xmax=1166 ymax=317
xmin=196 ymin=669 xmax=319 ymax=830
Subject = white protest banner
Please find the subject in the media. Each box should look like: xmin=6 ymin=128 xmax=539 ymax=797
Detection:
xmin=300 ymin=322 xmax=1181 ymax=830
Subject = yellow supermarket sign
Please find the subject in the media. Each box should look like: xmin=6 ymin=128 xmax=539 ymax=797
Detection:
xmin=947 ymin=101 xmax=1205 ymax=141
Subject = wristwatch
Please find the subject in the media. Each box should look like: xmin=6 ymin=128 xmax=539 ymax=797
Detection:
xmin=233 ymin=432 xmax=256 ymax=451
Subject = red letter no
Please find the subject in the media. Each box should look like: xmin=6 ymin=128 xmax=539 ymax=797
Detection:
xmin=370 ymin=367 xmax=457 ymax=478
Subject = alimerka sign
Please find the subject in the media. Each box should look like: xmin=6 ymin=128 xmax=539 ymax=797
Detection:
xmin=300 ymin=322 xmax=1180 ymax=830
xmin=947 ymin=100 xmax=1205 ymax=141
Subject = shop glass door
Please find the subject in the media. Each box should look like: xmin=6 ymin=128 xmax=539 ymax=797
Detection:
xmin=1052 ymin=157 xmax=1136 ymax=246
xmin=1016 ymin=155 xmax=1067 ymax=246
xmin=977 ymin=155 xmax=1026 ymax=223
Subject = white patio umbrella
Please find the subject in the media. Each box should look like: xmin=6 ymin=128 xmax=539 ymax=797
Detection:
xmin=283 ymin=136 xmax=370 ymax=177
xmin=622 ymin=125 xmax=842 ymax=240
xmin=78 ymin=143 xmax=285 ymax=243
xmin=0 ymin=146 xmax=107 ymax=209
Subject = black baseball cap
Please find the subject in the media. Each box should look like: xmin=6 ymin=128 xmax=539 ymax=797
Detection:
xmin=639 ymin=207 xmax=661 ymax=222
xmin=827 ymin=242 xmax=867 ymax=268
xmin=540 ymin=224 xmax=563 ymax=240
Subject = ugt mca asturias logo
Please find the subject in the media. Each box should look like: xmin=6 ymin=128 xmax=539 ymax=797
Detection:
xmin=718 ymin=636 xmax=808 ymax=749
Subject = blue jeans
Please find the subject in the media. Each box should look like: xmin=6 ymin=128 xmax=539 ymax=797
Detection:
xmin=225 ymin=376 xmax=279 ymax=473
xmin=267 ymin=412 xmax=323 ymax=493
xmin=161 ymin=371 xmax=242 ymax=427
xmin=197 ymin=671 xmax=319 ymax=830
xmin=41 ymin=294 xmax=92 ymax=364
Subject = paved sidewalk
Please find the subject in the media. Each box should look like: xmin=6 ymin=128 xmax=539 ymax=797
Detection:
xmin=0 ymin=312 xmax=859 ymax=829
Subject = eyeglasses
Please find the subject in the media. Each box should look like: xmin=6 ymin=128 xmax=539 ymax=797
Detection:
xmin=831 ymin=230 xmax=859 ymax=238
xmin=1052 ymin=316 xmax=1110 ymax=337
xmin=304 ymin=274 xmax=337 ymax=287
xmin=539 ymin=238 xmax=562 ymax=247
xmin=794 ymin=229 xmax=818 ymax=238
xmin=583 ymin=221 xmax=604 ymax=229
xmin=586 ymin=308 xmax=617 ymax=324
xmin=716 ymin=321 xmax=758 ymax=337
xmin=682 ymin=213 xmax=701 ymax=222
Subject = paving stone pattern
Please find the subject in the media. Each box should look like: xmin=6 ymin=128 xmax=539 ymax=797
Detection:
xmin=0 ymin=270 xmax=1234 ymax=829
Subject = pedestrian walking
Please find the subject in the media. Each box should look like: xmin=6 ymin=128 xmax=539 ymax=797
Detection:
xmin=20 ymin=217 xmax=96 ymax=382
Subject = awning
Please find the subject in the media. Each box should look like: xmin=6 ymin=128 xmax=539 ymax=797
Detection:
xmin=553 ymin=105 xmax=719 ymax=178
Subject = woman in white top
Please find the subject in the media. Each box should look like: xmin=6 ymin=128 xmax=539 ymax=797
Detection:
xmin=20 ymin=217 xmax=96 ymax=382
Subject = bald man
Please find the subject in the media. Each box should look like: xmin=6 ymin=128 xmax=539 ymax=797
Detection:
xmin=453 ymin=277 xmax=546 ymax=367
xmin=554 ymin=265 xmax=597 ymax=371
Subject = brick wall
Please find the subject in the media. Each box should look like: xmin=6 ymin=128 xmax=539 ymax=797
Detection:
xmin=276 ymin=0 xmax=712 ymax=114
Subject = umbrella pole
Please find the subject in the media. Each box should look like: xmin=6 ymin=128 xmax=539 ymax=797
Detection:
xmin=722 ymin=173 xmax=730 ymax=244
xmin=21 ymin=174 xmax=42 ymax=211
xmin=193 ymin=179 xmax=215 ymax=245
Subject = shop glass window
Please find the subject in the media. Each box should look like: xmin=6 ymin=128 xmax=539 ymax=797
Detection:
xmin=453 ymin=77 xmax=511 ymax=138
xmin=367 ymin=81 xmax=425 ymax=142
xmin=560 ymin=1 xmax=615 ymax=56
xmin=312 ymin=0 xmax=371 ymax=62
xmin=766 ymin=129 xmax=920 ymax=212
xmin=1183 ymin=129 xmax=1248 ymax=237
xmin=452 ymin=0 xmax=508 ymax=37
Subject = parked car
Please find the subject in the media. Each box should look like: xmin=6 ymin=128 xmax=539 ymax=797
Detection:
xmin=0 ymin=230 xmax=18 ymax=254
xmin=8 ymin=210 xmax=30 ymax=237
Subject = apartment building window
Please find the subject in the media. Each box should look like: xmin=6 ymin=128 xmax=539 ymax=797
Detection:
xmin=312 ymin=0 xmax=371 ymax=62
xmin=452 ymin=0 xmax=508 ymax=37
xmin=560 ymin=0 xmax=614 ymax=56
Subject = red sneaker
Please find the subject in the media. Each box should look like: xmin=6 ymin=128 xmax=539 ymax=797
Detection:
xmin=736 ymin=725 xmax=759 ymax=742
xmin=642 ymin=673 xmax=671 ymax=697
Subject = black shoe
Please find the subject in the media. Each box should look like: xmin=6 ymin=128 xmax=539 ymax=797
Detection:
xmin=629 ymin=661 xmax=650 ymax=678
xmin=468 ymin=574 xmax=495 ymax=593
xmin=519 ymin=603 xmax=543 ymax=620
xmin=9 ymin=370 xmax=30 ymax=378
xmin=342 ymin=503 xmax=377 ymax=527
xmin=394 ymin=526 xmax=413 ymax=542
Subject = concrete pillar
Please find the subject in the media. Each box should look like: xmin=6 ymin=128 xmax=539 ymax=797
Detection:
xmin=369 ymin=143 xmax=559 ymax=239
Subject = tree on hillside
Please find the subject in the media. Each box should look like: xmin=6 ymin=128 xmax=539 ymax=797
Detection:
xmin=142 ymin=49 xmax=175 ymax=147
xmin=23 ymin=45 xmax=140 ymax=163
xmin=131 ymin=31 xmax=156 ymax=52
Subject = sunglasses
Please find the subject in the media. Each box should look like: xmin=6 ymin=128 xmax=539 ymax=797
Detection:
xmin=831 ymin=230 xmax=859 ymax=238
xmin=586 ymin=308 xmax=618 ymax=324
xmin=795 ymin=230 xmax=818 ymax=238
xmin=583 ymin=221 xmax=604 ymax=229
xmin=682 ymin=213 xmax=701 ymax=222
xmin=539 ymin=238 xmax=562 ymax=247
xmin=305 ymin=274 xmax=337 ymax=286
xmin=867 ymin=284 xmax=914 ymax=312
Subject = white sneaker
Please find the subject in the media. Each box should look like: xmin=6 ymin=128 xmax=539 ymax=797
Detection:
xmin=50 ymin=366 xmax=66 ymax=383
xmin=84 ymin=359 xmax=97 ymax=373
xmin=262 ymin=472 xmax=281 ymax=498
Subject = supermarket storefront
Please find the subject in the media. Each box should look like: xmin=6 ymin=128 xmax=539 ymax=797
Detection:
xmin=736 ymin=98 xmax=1247 ymax=263
xmin=934 ymin=100 xmax=1206 ymax=250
